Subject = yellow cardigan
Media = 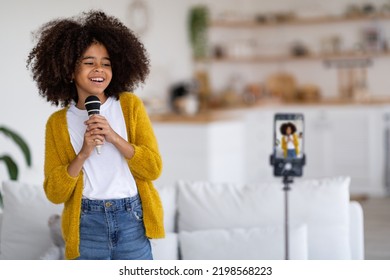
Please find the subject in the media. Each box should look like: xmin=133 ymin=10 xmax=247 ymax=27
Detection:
xmin=281 ymin=133 xmax=300 ymax=158
xmin=43 ymin=92 xmax=164 ymax=259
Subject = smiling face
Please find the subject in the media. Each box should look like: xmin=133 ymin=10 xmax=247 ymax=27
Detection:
xmin=73 ymin=42 xmax=112 ymax=108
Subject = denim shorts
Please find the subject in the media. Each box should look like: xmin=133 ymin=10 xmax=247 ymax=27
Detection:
xmin=76 ymin=194 xmax=152 ymax=260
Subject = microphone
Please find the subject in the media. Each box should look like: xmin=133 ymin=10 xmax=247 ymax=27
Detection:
xmin=85 ymin=95 xmax=102 ymax=154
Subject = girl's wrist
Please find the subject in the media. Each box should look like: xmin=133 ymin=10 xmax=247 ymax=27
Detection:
xmin=77 ymin=151 xmax=89 ymax=161
xmin=111 ymin=134 xmax=135 ymax=159
xmin=110 ymin=132 xmax=121 ymax=146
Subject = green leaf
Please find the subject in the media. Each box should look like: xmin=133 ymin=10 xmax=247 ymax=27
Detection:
xmin=0 ymin=154 xmax=18 ymax=180
xmin=0 ymin=126 xmax=31 ymax=167
xmin=188 ymin=5 xmax=209 ymax=58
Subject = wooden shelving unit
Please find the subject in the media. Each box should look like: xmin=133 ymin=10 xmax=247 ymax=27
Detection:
xmin=202 ymin=14 xmax=390 ymax=64
xmin=196 ymin=51 xmax=390 ymax=64
xmin=210 ymin=14 xmax=390 ymax=29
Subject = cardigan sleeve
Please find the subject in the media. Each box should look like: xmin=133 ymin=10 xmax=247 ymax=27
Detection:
xmin=127 ymin=96 xmax=162 ymax=181
xmin=281 ymin=136 xmax=287 ymax=158
xmin=293 ymin=133 xmax=300 ymax=156
xmin=43 ymin=114 xmax=79 ymax=204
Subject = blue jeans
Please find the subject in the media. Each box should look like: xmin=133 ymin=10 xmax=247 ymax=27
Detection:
xmin=287 ymin=149 xmax=297 ymax=158
xmin=76 ymin=194 xmax=152 ymax=260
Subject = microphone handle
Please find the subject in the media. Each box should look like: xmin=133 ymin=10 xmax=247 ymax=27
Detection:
xmin=89 ymin=113 xmax=102 ymax=155
xmin=96 ymin=144 xmax=102 ymax=155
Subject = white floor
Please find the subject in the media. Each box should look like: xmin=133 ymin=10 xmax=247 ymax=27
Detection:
xmin=360 ymin=196 xmax=390 ymax=260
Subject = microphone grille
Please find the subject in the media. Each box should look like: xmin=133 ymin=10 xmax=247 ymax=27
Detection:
xmin=85 ymin=95 xmax=101 ymax=116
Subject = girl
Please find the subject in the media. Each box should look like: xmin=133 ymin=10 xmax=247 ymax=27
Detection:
xmin=280 ymin=122 xmax=300 ymax=159
xmin=27 ymin=10 xmax=164 ymax=260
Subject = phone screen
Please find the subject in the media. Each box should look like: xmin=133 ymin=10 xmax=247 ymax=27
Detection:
xmin=274 ymin=114 xmax=304 ymax=160
xmin=272 ymin=113 xmax=305 ymax=177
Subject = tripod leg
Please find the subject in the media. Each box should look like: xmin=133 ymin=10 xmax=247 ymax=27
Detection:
xmin=285 ymin=187 xmax=289 ymax=260
xmin=283 ymin=176 xmax=292 ymax=260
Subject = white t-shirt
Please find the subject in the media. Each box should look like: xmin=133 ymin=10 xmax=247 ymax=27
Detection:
xmin=66 ymin=97 xmax=138 ymax=200
xmin=285 ymin=135 xmax=295 ymax=150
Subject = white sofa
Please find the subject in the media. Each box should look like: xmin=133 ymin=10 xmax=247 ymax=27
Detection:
xmin=0 ymin=176 xmax=364 ymax=260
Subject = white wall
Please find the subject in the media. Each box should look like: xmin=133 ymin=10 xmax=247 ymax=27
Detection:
xmin=1 ymin=0 xmax=389 ymax=183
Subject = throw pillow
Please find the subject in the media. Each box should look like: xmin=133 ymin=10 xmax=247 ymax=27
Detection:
xmin=179 ymin=225 xmax=308 ymax=260
xmin=0 ymin=181 xmax=63 ymax=259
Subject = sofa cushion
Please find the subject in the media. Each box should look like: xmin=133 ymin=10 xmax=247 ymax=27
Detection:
xmin=179 ymin=224 xmax=308 ymax=260
xmin=150 ymin=232 xmax=179 ymax=260
xmin=177 ymin=177 xmax=351 ymax=259
xmin=289 ymin=177 xmax=351 ymax=259
xmin=0 ymin=181 xmax=63 ymax=259
xmin=155 ymin=184 xmax=176 ymax=233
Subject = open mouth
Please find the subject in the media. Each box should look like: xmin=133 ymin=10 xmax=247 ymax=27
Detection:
xmin=90 ymin=77 xmax=105 ymax=83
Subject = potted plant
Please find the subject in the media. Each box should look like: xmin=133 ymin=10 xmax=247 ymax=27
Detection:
xmin=0 ymin=126 xmax=32 ymax=207
xmin=188 ymin=5 xmax=209 ymax=59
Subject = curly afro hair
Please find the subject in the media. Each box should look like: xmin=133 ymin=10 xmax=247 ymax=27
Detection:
xmin=26 ymin=10 xmax=150 ymax=107
xmin=280 ymin=122 xmax=297 ymax=135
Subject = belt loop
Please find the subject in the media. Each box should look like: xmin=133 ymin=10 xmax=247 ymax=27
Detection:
xmin=81 ymin=198 xmax=88 ymax=211
xmin=125 ymin=197 xmax=131 ymax=211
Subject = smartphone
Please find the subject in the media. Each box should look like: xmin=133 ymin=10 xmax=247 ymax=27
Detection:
xmin=271 ymin=113 xmax=305 ymax=177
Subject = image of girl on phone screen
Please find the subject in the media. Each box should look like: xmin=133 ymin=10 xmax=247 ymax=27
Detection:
xmin=280 ymin=122 xmax=300 ymax=159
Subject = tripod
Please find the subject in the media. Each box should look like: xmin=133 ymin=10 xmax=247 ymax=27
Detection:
xmin=282 ymin=175 xmax=293 ymax=260
xmin=270 ymin=153 xmax=305 ymax=260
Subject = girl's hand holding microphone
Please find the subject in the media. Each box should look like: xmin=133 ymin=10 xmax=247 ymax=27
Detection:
xmin=80 ymin=119 xmax=106 ymax=158
xmin=81 ymin=115 xmax=116 ymax=157
xmin=85 ymin=114 xmax=118 ymax=145
xmin=84 ymin=114 xmax=135 ymax=160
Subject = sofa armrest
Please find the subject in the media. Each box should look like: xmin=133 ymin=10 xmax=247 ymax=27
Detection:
xmin=0 ymin=210 xmax=3 ymax=254
xmin=349 ymin=201 xmax=365 ymax=260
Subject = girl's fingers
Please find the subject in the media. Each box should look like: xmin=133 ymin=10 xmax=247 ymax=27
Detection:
xmin=85 ymin=114 xmax=106 ymax=125
xmin=85 ymin=119 xmax=109 ymax=133
xmin=85 ymin=131 xmax=104 ymax=141
xmin=89 ymin=128 xmax=102 ymax=135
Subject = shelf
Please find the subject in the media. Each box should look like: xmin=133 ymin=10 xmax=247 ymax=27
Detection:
xmin=196 ymin=51 xmax=390 ymax=64
xmin=150 ymin=97 xmax=390 ymax=124
xmin=210 ymin=14 xmax=390 ymax=29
